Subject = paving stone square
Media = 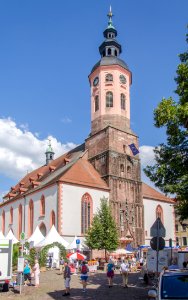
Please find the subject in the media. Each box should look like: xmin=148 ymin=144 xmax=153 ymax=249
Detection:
xmin=0 ymin=269 xmax=149 ymax=299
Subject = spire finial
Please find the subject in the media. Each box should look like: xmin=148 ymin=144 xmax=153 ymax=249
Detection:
xmin=48 ymin=137 xmax=51 ymax=147
xmin=45 ymin=138 xmax=54 ymax=165
xmin=107 ymin=6 xmax=114 ymax=29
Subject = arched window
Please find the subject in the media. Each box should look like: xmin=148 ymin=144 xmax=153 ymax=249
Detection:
xmin=120 ymin=164 xmax=124 ymax=176
xmin=105 ymin=73 xmax=113 ymax=82
xmin=40 ymin=195 xmax=45 ymax=216
xmin=28 ymin=200 xmax=34 ymax=237
xmin=39 ymin=222 xmax=47 ymax=237
xmin=114 ymin=49 xmax=117 ymax=56
xmin=2 ymin=210 xmax=5 ymax=235
xmin=106 ymin=92 xmax=113 ymax=107
xmin=107 ymin=48 xmax=111 ymax=55
xmin=18 ymin=204 xmax=22 ymax=238
xmin=156 ymin=205 xmax=164 ymax=223
xmin=94 ymin=95 xmax=99 ymax=112
xmin=10 ymin=207 xmax=13 ymax=224
xmin=50 ymin=210 xmax=55 ymax=227
xmin=81 ymin=193 xmax=93 ymax=234
xmin=127 ymin=166 xmax=131 ymax=178
xmin=121 ymin=93 xmax=126 ymax=110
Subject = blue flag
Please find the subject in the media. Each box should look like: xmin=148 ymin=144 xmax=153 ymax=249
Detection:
xmin=129 ymin=143 xmax=139 ymax=156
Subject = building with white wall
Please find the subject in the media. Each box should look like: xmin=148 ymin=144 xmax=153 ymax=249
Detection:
xmin=143 ymin=183 xmax=175 ymax=246
xmin=0 ymin=144 xmax=109 ymax=243
xmin=0 ymin=9 xmax=176 ymax=248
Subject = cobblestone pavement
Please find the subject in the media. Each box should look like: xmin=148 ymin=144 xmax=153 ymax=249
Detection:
xmin=0 ymin=269 xmax=149 ymax=300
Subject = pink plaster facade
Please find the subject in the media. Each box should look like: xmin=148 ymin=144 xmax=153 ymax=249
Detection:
xmin=89 ymin=65 xmax=131 ymax=135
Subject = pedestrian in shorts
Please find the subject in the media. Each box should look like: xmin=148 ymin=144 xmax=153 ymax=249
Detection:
xmin=63 ymin=261 xmax=71 ymax=297
xmin=80 ymin=261 xmax=89 ymax=292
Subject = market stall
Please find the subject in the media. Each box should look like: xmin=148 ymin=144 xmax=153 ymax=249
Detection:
xmin=6 ymin=230 xmax=19 ymax=244
xmin=27 ymin=226 xmax=44 ymax=247
xmin=35 ymin=225 xmax=69 ymax=268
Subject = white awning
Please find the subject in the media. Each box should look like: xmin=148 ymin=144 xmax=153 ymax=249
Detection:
xmin=0 ymin=231 xmax=5 ymax=239
xmin=27 ymin=226 xmax=45 ymax=247
xmin=35 ymin=225 xmax=69 ymax=248
xmin=6 ymin=229 xmax=19 ymax=244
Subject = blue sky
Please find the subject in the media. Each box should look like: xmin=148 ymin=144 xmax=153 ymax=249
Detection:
xmin=0 ymin=1 xmax=187 ymax=197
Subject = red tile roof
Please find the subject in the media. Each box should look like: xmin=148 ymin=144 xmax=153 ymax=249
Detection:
xmin=3 ymin=145 xmax=85 ymax=200
xmin=142 ymin=182 xmax=174 ymax=203
xmin=59 ymin=158 xmax=109 ymax=190
xmin=2 ymin=144 xmax=108 ymax=205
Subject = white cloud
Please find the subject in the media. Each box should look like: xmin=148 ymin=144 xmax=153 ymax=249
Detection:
xmin=61 ymin=117 xmax=72 ymax=123
xmin=0 ymin=118 xmax=77 ymax=181
xmin=139 ymin=145 xmax=158 ymax=189
xmin=139 ymin=145 xmax=155 ymax=168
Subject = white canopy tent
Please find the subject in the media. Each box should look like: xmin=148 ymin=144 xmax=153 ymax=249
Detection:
xmin=0 ymin=231 xmax=5 ymax=239
xmin=66 ymin=236 xmax=84 ymax=250
xmin=35 ymin=225 xmax=69 ymax=248
xmin=27 ymin=226 xmax=45 ymax=247
xmin=6 ymin=229 xmax=19 ymax=244
xmin=111 ymin=249 xmax=133 ymax=255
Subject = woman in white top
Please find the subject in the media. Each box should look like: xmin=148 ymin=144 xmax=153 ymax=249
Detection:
xmin=120 ymin=260 xmax=129 ymax=288
xmin=33 ymin=259 xmax=40 ymax=288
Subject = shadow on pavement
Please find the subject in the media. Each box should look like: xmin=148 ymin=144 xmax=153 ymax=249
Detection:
xmin=48 ymin=272 xmax=148 ymax=300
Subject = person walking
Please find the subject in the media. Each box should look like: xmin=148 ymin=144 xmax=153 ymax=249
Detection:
xmin=33 ymin=259 xmax=40 ymax=288
xmin=120 ymin=259 xmax=129 ymax=288
xmin=23 ymin=260 xmax=31 ymax=286
xmin=63 ymin=261 xmax=71 ymax=297
xmin=48 ymin=256 xmax=52 ymax=269
xmin=106 ymin=259 xmax=115 ymax=288
xmin=80 ymin=261 xmax=89 ymax=292
xmin=59 ymin=257 xmax=65 ymax=274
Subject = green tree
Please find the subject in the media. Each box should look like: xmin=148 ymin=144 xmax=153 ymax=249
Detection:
xmin=144 ymin=29 xmax=188 ymax=220
xmin=12 ymin=243 xmax=20 ymax=267
xmin=85 ymin=197 xmax=119 ymax=260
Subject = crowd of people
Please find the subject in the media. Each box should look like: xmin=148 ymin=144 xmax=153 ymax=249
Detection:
xmin=60 ymin=256 xmax=133 ymax=296
xmin=16 ymin=253 xmax=188 ymax=296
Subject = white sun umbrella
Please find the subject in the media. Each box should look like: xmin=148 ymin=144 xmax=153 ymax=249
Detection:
xmin=66 ymin=236 xmax=84 ymax=250
xmin=6 ymin=229 xmax=19 ymax=244
xmin=112 ymin=249 xmax=133 ymax=255
xmin=27 ymin=226 xmax=45 ymax=247
xmin=0 ymin=231 xmax=5 ymax=239
xmin=35 ymin=225 xmax=69 ymax=248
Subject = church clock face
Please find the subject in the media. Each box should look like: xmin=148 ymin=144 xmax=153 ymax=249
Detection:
xmin=93 ymin=76 xmax=99 ymax=86
xmin=119 ymin=74 xmax=126 ymax=84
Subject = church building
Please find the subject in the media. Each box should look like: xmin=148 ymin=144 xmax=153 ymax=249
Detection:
xmin=0 ymin=9 xmax=175 ymax=248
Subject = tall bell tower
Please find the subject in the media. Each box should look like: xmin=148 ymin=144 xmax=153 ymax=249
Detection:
xmin=85 ymin=8 xmax=144 ymax=247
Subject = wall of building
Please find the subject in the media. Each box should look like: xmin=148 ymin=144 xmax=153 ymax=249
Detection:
xmin=86 ymin=125 xmax=144 ymax=247
xmin=143 ymin=197 xmax=175 ymax=245
xmin=90 ymin=65 xmax=131 ymax=121
xmin=62 ymin=183 xmax=109 ymax=236
xmin=175 ymin=217 xmax=188 ymax=248
xmin=0 ymin=184 xmax=58 ymax=239
xmin=24 ymin=185 xmax=58 ymax=238
xmin=0 ymin=198 xmax=23 ymax=238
